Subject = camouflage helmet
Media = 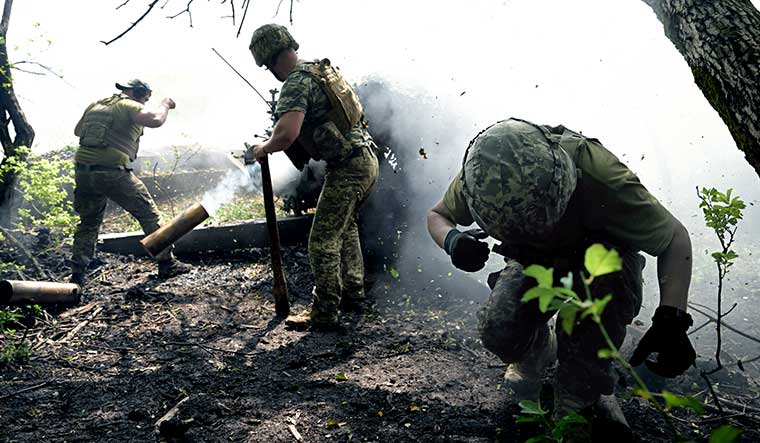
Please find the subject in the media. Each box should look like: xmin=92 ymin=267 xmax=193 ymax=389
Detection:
xmin=249 ymin=24 xmax=299 ymax=67
xmin=461 ymin=118 xmax=577 ymax=245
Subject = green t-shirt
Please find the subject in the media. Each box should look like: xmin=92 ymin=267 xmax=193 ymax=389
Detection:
xmin=74 ymin=95 xmax=143 ymax=167
xmin=443 ymin=134 xmax=675 ymax=256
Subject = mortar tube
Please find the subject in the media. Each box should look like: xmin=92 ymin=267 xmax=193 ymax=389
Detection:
xmin=139 ymin=202 xmax=210 ymax=258
xmin=0 ymin=280 xmax=81 ymax=305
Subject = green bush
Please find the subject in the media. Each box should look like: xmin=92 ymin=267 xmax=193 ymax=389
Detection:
xmin=0 ymin=145 xmax=79 ymax=237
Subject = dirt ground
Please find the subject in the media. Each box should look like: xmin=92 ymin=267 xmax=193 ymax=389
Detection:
xmin=2 ymin=238 xmax=760 ymax=443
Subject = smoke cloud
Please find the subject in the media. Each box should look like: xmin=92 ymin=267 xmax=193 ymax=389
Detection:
xmin=355 ymin=78 xmax=494 ymax=302
xmin=201 ymin=163 xmax=262 ymax=216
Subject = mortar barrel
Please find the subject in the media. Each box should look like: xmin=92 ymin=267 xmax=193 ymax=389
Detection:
xmin=0 ymin=280 xmax=81 ymax=305
xmin=139 ymin=202 xmax=210 ymax=257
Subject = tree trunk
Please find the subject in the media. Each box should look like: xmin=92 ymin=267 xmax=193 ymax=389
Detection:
xmin=642 ymin=0 xmax=760 ymax=178
xmin=0 ymin=0 xmax=35 ymax=227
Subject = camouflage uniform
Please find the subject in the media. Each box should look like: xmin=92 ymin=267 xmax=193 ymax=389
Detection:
xmin=275 ymin=63 xmax=379 ymax=321
xmin=70 ymin=92 xmax=171 ymax=275
xmin=443 ymin=118 xmax=675 ymax=410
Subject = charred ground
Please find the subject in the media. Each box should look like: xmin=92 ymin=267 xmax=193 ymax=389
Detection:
xmin=1 ymin=232 xmax=760 ymax=442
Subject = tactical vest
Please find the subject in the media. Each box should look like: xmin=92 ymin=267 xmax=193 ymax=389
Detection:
xmin=78 ymin=94 xmax=144 ymax=161
xmin=291 ymin=59 xmax=365 ymax=166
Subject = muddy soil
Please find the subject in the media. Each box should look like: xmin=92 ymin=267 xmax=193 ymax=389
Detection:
xmin=1 ymin=241 xmax=760 ymax=443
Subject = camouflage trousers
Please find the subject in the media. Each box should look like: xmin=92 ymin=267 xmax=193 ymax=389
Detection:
xmin=478 ymin=249 xmax=645 ymax=409
xmin=309 ymin=147 xmax=379 ymax=317
xmin=70 ymin=167 xmax=170 ymax=274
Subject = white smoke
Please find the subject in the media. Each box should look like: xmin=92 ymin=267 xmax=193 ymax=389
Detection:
xmin=275 ymin=159 xmax=327 ymax=204
xmin=201 ymin=163 xmax=262 ymax=216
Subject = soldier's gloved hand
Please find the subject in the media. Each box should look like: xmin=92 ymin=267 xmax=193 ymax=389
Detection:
xmin=443 ymin=228 xmax=490 ymax=272
xmin=630 ymin=305 xmax=696 ymax=377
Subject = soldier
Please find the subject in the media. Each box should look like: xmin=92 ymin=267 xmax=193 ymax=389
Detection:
xmin=69 ymin=79 xmax=191 ymax=286
xmin=427 ymin=118 xmax=696 ymax=436
xmin=248 ymin=24 xmax=379 ymax=329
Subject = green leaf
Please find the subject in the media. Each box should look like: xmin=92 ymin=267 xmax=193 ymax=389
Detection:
xmin=522 ymin=286 xmax=557 ymax=312
xmin=558 ymin=305 xmax=579 ymax=335
xmin=661 ymin=391 xmax=705 ymax=414
xmin=554 ymin=413 xmax=589 ymax=439
xmin=524 ymin=265 xmax=553 ymax=288
xmin=524 ymin=436 xmax=555 ymax=443
xmin=389 ymin=268 xmax=400 ymax=280
xmin=597 ymin=348 xmax=615 ymax=359
xmin=581 ymin=295 xmax=612 ymax=321
xmin=335 ymin=372 xmax=348 ymax=381
xmin=559 ymin=272 xmax=573 ymax=289
xmin=515 ymin=414 xmax=544 ymax=424
xmin=555 ymin=413 xmax=588 ymax=427
xmin=325 ymin=418 xmax=339 ymax=428
xmin=709 ymin=425 xmax=742 ymax=443
xmin=584 ymin=244 xmax=622 ymax=277
xmin=554 ymin=287 xmax=579 ymax=300
xmin=518 ymin=400 xmax=548 ymax=415
xmin=632 ymin=387 xmax=653 ymax=402
xmin=538 ymin=290 xmax=556 ymax=313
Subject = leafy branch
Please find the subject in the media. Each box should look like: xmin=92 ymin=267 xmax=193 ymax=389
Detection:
xmin=516 ymin=244 xmax=739 ymax=442
xmin=695 ymin=187 xmax=745 ymax=374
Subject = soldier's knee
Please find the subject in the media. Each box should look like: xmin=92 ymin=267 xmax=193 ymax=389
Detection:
xmin=478 ymin=317 xmax=535 ymax=363
xmin=308 ymin=236 xmax=341 ymax=257
xmin=75 ymin=217 xmax=102 ymax=232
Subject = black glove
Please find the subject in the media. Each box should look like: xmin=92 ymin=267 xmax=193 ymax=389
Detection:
xmin=444 ymin=228 xmax=490 ymax=272
xmin=629 ymin=305 xmax=696 ymax=377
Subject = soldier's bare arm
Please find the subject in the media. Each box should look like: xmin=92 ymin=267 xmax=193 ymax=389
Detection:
xmin=133 ymin=98 xmax=175 ymax=128
xmin=655 ymin=217 xmax=692 ymax=311
xmin=427 ymin=200 xmax=457 ymax=249
xmin=254 ymin=111 xmax=305 ymax=160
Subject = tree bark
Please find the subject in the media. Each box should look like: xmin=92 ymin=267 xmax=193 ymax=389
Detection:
xmin=0 ymin=0 xmax=35 ymax=227
xmin=642 ymin=0 xmax=760 ymax=178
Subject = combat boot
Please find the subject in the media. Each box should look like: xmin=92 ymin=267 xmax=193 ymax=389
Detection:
xmin=69 ymin=272 xmax=86 ymax=287
xmin=339 ymin=290 xmax=367 ymax=312
xmin=504 ymin=326 xmax=557 ymax=400
xmin=158 ymin=259 xmax=192 ymax=278
xmin=553 ymin=388 xmax=632 ymax=443
xmin=590 ymin=394 xmax=632 ymax=442
xmin=285 ymin=306 xmax=341 ymax=332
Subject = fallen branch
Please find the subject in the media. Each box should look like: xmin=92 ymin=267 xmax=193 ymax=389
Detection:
xmin=155 ymin=396 xmax=190 ymax=437
xmin=165 ymin=341 xmax=263 ymax=357
xmin=58 ymin=301 xmax=97 ymax=319
xmin=700 ymin=371 xmax=725 ymax=416
xmin=287 ymin=424 xmax=304 ymax=442
xmin=56 ymin=306 xmax=104 ymax=344
xmin=0 ymin=381 xmax=49 ymax=401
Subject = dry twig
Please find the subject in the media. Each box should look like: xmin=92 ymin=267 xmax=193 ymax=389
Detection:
xmin=102 ymin=0 xmax=160 ymax=45
xmin=56 ymin=306 xmax=104 ymax=344
xmin=166 ymin=340 xmax=263 ymax=357
xmin=167 ymin=0 xmax=196 ymax=26
xmin=0 ymin=381 xmax=49 ymax=401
